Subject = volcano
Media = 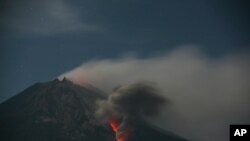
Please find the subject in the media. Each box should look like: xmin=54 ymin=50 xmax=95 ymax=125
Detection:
xmin=0 ymin=79 xmax=188 ymax=141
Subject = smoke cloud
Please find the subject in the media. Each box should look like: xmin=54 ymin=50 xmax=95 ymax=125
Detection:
xmin=96 ymin=82 xmax=167 ymax=119
xmin=95 ymin=82 xmax=167 ymax=140
xmin=59 ymin=47 xmax=250 ymax=141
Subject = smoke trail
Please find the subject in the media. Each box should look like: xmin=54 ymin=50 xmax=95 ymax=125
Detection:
xmin=95 ymin=82 xmax=167 ymax=141
xmin=97 ymin=82 xmax=167 ymax=118
xmin=59 ymin=47 xmax=250 ymax=141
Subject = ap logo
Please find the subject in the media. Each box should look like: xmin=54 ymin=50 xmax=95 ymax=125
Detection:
xmin=230 ymin=125 xmax=250 ymax=141
xmin=234 ymin=129 xmax=247 ymax=136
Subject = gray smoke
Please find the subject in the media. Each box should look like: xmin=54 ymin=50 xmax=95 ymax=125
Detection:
xmin=95 ymin=82 xmax=167 ymax=140
xmin=59 ymin=46 xmax=250 ymax=141
xmin=96 ymin=81 xmax=167 ymax=121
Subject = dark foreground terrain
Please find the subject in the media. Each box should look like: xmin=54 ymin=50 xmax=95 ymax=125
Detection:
xmin=0 ymin=79 xmax=187 ymax=141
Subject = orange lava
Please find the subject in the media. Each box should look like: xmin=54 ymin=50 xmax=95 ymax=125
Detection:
xmin=110 ymin=119 xmax=119 ymax=133
xmin=109 ymin=119 xmax=130 ymax=141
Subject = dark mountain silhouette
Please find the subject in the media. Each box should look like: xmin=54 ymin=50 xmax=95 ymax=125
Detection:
xmin=0 ymin=79 xmax=188 ymax=141
xmin=127 ymin=120 xmax=188 ymax=141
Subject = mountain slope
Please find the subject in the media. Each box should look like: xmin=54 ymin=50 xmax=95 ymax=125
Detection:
xmin=128 ymin=120 xmax=188 ymax=141
xmin=0 ymin=79 xmax=115 ymax=141
xmin=0 ymin=79 xmax=188 ymax=141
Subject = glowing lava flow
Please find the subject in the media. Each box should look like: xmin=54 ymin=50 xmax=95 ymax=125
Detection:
xmin=110 ymin=119 xmax=119 ymax=133
xmin=110 ymin=119 xmax=130 ymax=141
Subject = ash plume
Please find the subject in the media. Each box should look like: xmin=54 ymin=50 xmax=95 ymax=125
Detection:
xmin=59 ymin=46 xmax=250 ymax=141
xmin=96 ymin=81 xmax=167 ymax=121
xmin=95 ymin=82 xmax=168 ymax=141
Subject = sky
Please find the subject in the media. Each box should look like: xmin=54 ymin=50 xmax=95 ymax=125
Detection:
xmin=0 ymin=0 xmax=250 ymax=141
xmin=0 ymin=0 xmax=250 ymax=101
xmin=0 ymin=0 xmax=249 ymax=103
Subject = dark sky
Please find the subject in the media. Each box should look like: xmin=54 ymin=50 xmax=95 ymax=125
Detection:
xmin=0 ymin=0 xmax=249 ymax=102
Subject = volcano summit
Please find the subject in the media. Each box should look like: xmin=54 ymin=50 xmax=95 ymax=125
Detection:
xmin=0 ymin=79 xmax=187 ymax=141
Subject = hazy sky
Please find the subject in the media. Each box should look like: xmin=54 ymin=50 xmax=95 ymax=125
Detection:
xmin=0 ymin=0 xmax=249 ymax=102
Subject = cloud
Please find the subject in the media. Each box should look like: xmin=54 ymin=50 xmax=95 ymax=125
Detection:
xmin=59 ymin=46 xmax=250 ymax=141
xmin=3 ymin=0 xmax=100 ymax=35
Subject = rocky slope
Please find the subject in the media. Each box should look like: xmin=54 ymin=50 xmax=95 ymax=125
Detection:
xmin=0 ymin=78 xmax=115 ymax=141
xmin=0 ymin=78 xmax=188 ymax=141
